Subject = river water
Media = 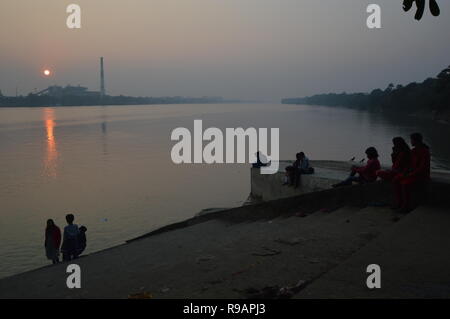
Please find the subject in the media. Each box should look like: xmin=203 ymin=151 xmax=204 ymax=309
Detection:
xmin=1 ymin=103 xmax=449 ymax=278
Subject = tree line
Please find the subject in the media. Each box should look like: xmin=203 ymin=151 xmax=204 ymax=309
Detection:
xmin=282 ymin=65 xmax=450 ymax=118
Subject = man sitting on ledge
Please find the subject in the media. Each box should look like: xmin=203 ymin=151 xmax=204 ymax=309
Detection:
xmin=284 ymin=152 xmax=313 ymax=188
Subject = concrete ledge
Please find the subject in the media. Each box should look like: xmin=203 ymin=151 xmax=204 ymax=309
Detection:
xmin=130 ymin=161 xmax=450 ymax=243
xmin=251 ymin=160 xmax=450 ymax=202
xmin=129 ymin=181 xmax=392 ymax=243
xmin=251 ymin=160 xmax=367 ymax=201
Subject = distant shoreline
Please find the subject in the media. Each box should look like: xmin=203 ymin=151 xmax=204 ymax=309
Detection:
xmin=281 ymin=102 xmax=450 ymax=125
xmin=282 ymin=65 xmax=450 ymax=124
xmin=0 ymin=95 xmax=245 ymax=108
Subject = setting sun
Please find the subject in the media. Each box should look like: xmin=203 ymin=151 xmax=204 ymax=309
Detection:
xmin=43 ymin=69 xmax=51 ymax=76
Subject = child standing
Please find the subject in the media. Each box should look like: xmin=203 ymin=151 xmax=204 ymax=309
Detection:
xmin=77 ymin=226 xmax=87 ymax=256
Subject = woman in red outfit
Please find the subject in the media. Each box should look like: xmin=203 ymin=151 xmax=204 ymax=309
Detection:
xmin=394 ymin=133 xmax=431 ymax=213
xmin=377 ymin=137 xmax=411 ymax=182
xmin=45 ymin=219 xmax=62 ymax=264
xmin=333 ymin=147 xmax=381 ymax=187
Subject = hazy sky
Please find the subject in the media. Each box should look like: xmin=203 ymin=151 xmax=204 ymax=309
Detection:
xmin=1 ymin=0 xmax=450 ymax=100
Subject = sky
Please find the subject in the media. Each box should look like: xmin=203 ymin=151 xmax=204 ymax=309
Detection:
xmin=1 ymin=0 xmax=450 ymax=100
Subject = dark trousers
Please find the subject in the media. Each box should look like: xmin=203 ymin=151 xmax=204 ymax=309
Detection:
xmin=286 ymin=167 xmax=308 ymax=187
xmin=336 ymin=169 xmax=367 ymax=187
xmin=62 ymin=239 xmax=78 ymax=261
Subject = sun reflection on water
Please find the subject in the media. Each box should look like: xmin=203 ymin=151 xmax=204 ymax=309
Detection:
xmin=43 ymin=108 xmax=58 ymax=177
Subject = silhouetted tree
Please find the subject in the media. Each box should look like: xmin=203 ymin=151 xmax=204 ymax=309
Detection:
xmin=385 ymin=83 xmax=395 ymax=92
xmin=403 ymin=0 xmax=440 ymax=20
xmin=437 ymin=66 xmax=450 ymax=81
xmin=282 ymin=65 xmax=450 ymax=119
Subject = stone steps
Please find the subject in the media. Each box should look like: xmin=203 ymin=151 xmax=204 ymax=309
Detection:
xmin=295 ymin=205 xmax=450 ymax=298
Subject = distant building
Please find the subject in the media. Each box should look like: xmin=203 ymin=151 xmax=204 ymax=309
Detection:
xmin=36 ymin=85 xmax=100 ymax=98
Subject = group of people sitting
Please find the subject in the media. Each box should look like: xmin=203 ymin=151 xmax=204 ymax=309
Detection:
xmin=333 ymin=132 xmax=431 ymax=214
xmin=283 ymin=152 xmax=314 ymax=188
xmin=45 ymin=214 xmax=87 ymax=264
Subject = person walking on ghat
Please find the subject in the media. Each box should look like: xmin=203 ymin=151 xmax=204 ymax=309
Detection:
xmin=45 ymin=219 xmax=61 ymax=264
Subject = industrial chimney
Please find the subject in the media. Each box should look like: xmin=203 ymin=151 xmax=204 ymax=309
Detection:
xmin=100 ymin=57 xmax=105 ymax=99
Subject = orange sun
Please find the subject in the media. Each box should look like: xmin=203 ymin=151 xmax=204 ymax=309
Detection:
xmin=43 ymin=69 xmax=51 ymax=76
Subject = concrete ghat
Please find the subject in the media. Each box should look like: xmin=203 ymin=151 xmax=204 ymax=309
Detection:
xmin=251 ymin=160 xmax=355 ymax=201
xmin=1 ymin=161 xmax=450 ymax=298
xmin=252 ymin=160 xmax=450 ymax=202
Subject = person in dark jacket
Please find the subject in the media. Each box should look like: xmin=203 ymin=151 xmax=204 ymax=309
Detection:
xmin=394 ymin=133 xmax=431 ymax=213
xmin=61 ymin=213 xmax=79 ymax=261
xmin=284 ymin=152 xmax=309 ymax=188
xmin=45 ymin=219 xmax=61 ymax=264
xmin=292 ymin=152 xmax=312 ymax=188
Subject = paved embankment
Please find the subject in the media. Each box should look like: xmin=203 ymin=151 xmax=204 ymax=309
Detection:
xmin=297 ymin=205 xmax=450 ymax=298
xmin=0 ymin=203 xmax=402 ymax=299
xmin=1 ymin=163 xmax=449 ymax=299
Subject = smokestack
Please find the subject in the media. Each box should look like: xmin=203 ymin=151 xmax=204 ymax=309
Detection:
xmin=100 ymin=57 xmax=105 ymax=99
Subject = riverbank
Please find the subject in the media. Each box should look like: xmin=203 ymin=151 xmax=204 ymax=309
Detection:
xmin=0 ymin=94 xmax=236 ymax=108
xmin=282 ymin=65 xmax=450 ymax=126
xmin=281 ymin=102 xmax=450 ymax=125
xmin=1 ymin=163 xmax=450 ymax=299
xmin=0 ymin=185 xmax=397 ymax=298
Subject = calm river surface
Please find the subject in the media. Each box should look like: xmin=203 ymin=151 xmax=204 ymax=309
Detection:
xmin=1 ymin=103 xmax=449 ymax=278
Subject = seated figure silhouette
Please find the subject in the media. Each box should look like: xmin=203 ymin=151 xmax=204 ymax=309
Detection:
xmin=403 ymin=0 xmax=440 ymax=20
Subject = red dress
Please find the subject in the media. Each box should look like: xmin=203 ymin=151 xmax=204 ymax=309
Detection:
xmin=400 ymin=145 xmax=430 ymax=185
xmin=377 ymin=151 xmax=411 ymax=181
xmin=45 ymin=225 xmax=61 ymax=260
xmin=394 ymin=144 xmax=431 ymax=210
xmin=354 ymin=158 xmax=381 ymax=182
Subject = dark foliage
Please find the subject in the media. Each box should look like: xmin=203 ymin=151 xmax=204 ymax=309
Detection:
xmin=282 ymin=66 xmax=450 ymax=116
xmin=403 ymin=0 xmax=440 ymax=21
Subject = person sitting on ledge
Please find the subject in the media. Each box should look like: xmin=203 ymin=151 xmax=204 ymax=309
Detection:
xmin=284 ymin=152 xmax=301 ymax=187
xmin=252 ymin=151 xmax=269 ymax=168
xmin=377 ymin=137 xmax=411 ymax=182
xmin=333 ymin=147 xmax=381 ymax=188
xmin=392 ymin=133 xmax=431 ymax=213
xmin=284 ymin=152 xmax=313 ymax=188
xmin=298 ymin=152 xmax=311 ymax=174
